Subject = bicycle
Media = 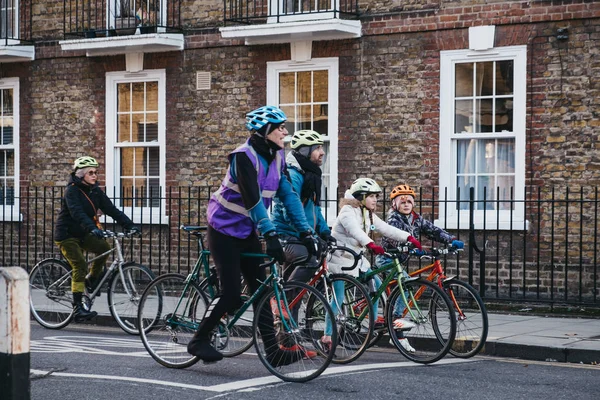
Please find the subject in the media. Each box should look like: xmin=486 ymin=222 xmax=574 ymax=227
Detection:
xmin=408 ymin=246 xmax=488 ymax=358
xmin=137 ymin=225 xmax=338 ymax=383
xmin=357 ymin=246 xmax=457 ymax=364
xmin=286 ymin=240 xmax=374 ymax=364
xmin=29 ymin=230 xmax=155 ymax=335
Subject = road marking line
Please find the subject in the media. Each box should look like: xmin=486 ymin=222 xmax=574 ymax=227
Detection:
xmin=31 ymin=358 xmax=476 ymax=393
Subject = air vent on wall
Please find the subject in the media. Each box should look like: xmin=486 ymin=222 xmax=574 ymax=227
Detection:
xmin=196 ymin=71 xmax=211 ymax=90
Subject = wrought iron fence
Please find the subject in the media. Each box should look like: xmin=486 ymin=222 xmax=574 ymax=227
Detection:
xmin=1 ymin=185 xmax=599 ymax=308
xmin=223 ymin=0 xmax=360 ymax=25
xmin=63 ymin=0 xmax=182 ymax=38
xmin=0 ymin=0 xmax=32 ymax=45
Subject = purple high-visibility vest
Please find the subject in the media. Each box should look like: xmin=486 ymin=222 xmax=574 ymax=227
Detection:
xmin=207 ymin=140 xmax=283 ymax=238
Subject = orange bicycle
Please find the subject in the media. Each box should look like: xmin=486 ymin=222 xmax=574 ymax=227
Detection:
xmin=407 ymin=246 xmax=488 ymax=358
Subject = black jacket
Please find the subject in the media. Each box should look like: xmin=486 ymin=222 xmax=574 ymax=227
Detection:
xmin=54 ymin=174 xmax=134 ymax=241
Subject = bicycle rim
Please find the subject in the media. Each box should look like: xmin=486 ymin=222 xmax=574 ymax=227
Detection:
xmin=138 ymin=273 xmax=207 ymax=368
xmin=326 ymin=274 xmax=374 ymax=364
xmin=444 ymin=280 xmax=488 ymax=358
xmin=387 ymin=278 xmax=456 ymax=363
xmin=108 ymin=263 xmax=155 ymax=335
xmin=253 ymin=281 xmax=336 ymax=383
xmin=200 ymin=277 xmax=254 ymax=357
xmin=29 ymin=259 xmax=74 ymax=329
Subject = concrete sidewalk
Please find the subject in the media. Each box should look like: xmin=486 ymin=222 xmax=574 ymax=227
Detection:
xmin=479 ymin=313 xmax=600 ymax=364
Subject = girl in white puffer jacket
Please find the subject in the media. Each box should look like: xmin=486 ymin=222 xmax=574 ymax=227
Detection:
xmin=321 ymin=178 xmax=422 ymax=348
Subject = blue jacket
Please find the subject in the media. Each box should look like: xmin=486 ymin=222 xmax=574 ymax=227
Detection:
xmin=271 ymin=152 xmax=330 ymax=238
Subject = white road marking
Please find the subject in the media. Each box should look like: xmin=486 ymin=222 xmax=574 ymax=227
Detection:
xmin=31 ymin=358 xmax=476 ymax=393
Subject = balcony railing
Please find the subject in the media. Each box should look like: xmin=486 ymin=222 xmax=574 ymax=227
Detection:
xmin=223 ymin=0 xmax=360 ymax=25
xmin=0 ymin=0 xmax=32 ymax=45
xmin=63 ymin=0 xmax=182 ymax=39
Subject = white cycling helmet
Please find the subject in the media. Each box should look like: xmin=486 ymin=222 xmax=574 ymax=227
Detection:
xmin=350 ymin=178 xmax=382 ymax=198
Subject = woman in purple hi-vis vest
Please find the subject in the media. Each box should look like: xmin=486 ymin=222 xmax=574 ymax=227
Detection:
xmin=187 ymin=105 xmax=321 ymax=365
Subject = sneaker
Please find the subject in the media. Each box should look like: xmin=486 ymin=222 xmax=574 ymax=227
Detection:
xmin=374 ymin=316 xmax=386 ymax=329
xmin=187 ymin=337 xmax=224 ymax=362
xmin=270 ymin=298 xmax=290 ymax=320
xmin=392 ymin=318 xmax=416 ymax=330
xmin=397 ymin=338 xmax=416 ymax=353
xmin=280 ymin=344 xmax=317 ymax=359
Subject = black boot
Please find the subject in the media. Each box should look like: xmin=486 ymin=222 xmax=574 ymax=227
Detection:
xmin=72 ymin=292 xmax=97 ymax=322
xmin=187 ymin=333 xmax=223 ymax=363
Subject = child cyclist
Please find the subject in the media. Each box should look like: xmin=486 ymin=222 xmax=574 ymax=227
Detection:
xmin=377 ymin=184 xmax=464 ymax=349
xmin=321 ymin=178 xmax=422 ymax=349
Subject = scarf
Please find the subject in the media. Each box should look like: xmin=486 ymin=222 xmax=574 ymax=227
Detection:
xmin=292 ymin=151 xmax=322 ymax=204
xmin=249 ymin=134 xmax=281 ymax=164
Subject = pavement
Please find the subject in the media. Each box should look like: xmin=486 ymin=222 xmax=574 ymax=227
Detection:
xmin=475 ymin=312 xmax=600 ymax=364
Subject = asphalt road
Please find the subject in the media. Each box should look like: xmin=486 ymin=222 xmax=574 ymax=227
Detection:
xmin=29 ymin=324 xmax=600 ymax=400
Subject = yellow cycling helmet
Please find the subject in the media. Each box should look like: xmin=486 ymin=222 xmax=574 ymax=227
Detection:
xmin=290 ymin=130 xmax=324 ymax=149
xmin=73 ymin=156 xmax=99 ymax=171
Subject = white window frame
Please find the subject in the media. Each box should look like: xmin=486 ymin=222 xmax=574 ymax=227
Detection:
xmin=0 ymin=77 xmax=19 ymax=222
xmin=105 ymin=69 xmax=167 ymax=225
xmin=0 ymin=0 xmax=19 ymax=42
xmin=267 ymin=58 xmax=339 ymax=225
xmin=437 ymin=45 xmax=527 ymax=230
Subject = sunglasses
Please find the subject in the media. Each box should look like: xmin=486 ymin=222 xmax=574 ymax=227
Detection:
xmin=87 ymin=170 xmax=98 ymax=176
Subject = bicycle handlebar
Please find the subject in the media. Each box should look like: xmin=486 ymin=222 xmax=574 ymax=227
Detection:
xmin=101 ymin=230 xmax=141 ymax=239
xmin=384 ymin=244 xmax=464 ymax=260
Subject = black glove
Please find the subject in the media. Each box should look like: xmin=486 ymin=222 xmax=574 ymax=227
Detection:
xmin=91 ymin=228 xmax=104 ymax=238
xmin=264 ymin=231 xmax=286 ymax=263
xmin=320 ymin=231 xmax=337 ymax=246
xmin=129 ymin=225 xmax=141 ymax=235
xmin=300 ymin=231 xmax=320 ymax=257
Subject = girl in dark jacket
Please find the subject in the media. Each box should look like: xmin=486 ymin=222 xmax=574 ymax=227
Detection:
xmin=54 ymin=156 xmax=139 ymax=322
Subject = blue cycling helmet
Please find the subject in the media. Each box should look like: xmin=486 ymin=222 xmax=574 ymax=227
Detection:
xmin=245 ymin=105 xmax=287 ymax=133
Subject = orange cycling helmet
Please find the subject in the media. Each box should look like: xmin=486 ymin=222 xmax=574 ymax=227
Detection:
xmin=390 ymin=184 xmax=416 ymax=200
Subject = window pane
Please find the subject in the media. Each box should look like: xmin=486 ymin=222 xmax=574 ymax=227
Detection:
xmin=455 ymin=63 xmax=473 ymax=97
xmin=148 ymin=178 xmax=160 ymax=207
xmin=2 ymin=89 xmax=13 ymax=115
xmin=121 ymin=148 xmax=134 ymax=177
xmin=146 ymin=82 xmax=158 ymax=111
xmin=280 ymin=105 xmax=295 ymax=135
xmin=297 ymin=71 xmax=311 ymax=104
xmin=145 ymin=121 xmax=158 ymax=142
xmin=280 ymin=72 xmax=295 ymax=104
xmin=313 ymin=104 xmax=328 ymax=135
xmin=476 ymin=99 xmax=494 ymax=133
xmin=455 ymin=100 xmax=472 ymax=133
xmin=132 ymin=114 xmax=145 ymax=142
xmin=498 ymin=176 xmax=515 ymax=210
xmin=147 ymin=148 xmax=160 ymax=176
xmin=456 ymin=139 xmax=476 ymax=175
xmin=477 ymin=139 xmax=495 ymax=174
xmin=134 ymin=147 xmax=145 ymax=176
xmin=497 ymin=139 xmax=515 ymax=173
xmin=132 ymin=83 xmax=145 ymax=112
xmin=496 ymin=60 xmax=514 ymax=95
xmin=118 ymin=114 xmax=131 ymax=142
xmin=475 ymin=62 xmax=494 ymax=96
xmin=456 ymin=175 xmax=475 ymax=210
xmin=495 ymin=98 xmax=513 ymax=132
xmin=117 ymin=83 xmax=130 ymax=112
xmin=120 ymin=178 xmax=133 ymax=207
xmin=313 ymin=70 xmax=328 ymax=102
xmin=298 ymin=104 xmax=311 ymax=131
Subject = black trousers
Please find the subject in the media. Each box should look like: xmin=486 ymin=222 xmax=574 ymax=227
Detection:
xmin=196 ymin=226 xmax=277 ymax=348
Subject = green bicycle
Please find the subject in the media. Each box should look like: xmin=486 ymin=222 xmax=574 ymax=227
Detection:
xmin=137 ymin=225 xmax=338 ymax=383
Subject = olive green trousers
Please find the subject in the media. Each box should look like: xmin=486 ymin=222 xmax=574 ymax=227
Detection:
xmin=56 ymin=235 xmax=111 ymax=293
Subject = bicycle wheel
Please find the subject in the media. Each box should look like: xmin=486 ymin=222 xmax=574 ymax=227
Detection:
xmin=253 ymin=281 xmax=336 ymax=383
xmin=29 ymin=259 xmax=74 ymax=329
xmin=138 ymin=273 xmax=208 ymax=368
xmin=443 ymin=279 xmax=488 ymax=358
xmin=387 ymin=278 xmax=456 ymax=364
xmin=107 ymin=262 xmax=155 ymax=335
xmin=319 ymin=274 xmax=373 ymax=364
xmin=199 ymin=276 xmax=254 ymax=357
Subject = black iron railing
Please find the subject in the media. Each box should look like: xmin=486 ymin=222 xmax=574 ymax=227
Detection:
xmin=63 ymin=0 xmax=182 ymax=38
xmin=0 ymin=0 xmax=32 ymax=45
xmin=223 ymin=0 xmax=360 ymax=25
xmin=1 ymin=185 xmax=599 ymax=309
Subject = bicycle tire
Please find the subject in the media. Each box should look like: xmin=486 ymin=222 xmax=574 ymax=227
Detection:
xmin=443 ymin=279 xmax=488 ymax=358
xmin=253 ymin=281 xmax=337 ymax=383
xmin=317 ymin=274 xmax=374 ymax=364
xmin=138 ymin=273 xmax=209 ymax=368
xmin=29 ymin=258 xmax=74 ymax=329
xmin=107 ymin=262 xmax=155 ymax=335
xmin=387 ymin=278 xmax=456 ymax=364
xmin=199 ymin=277 xmax=254 ymax=357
